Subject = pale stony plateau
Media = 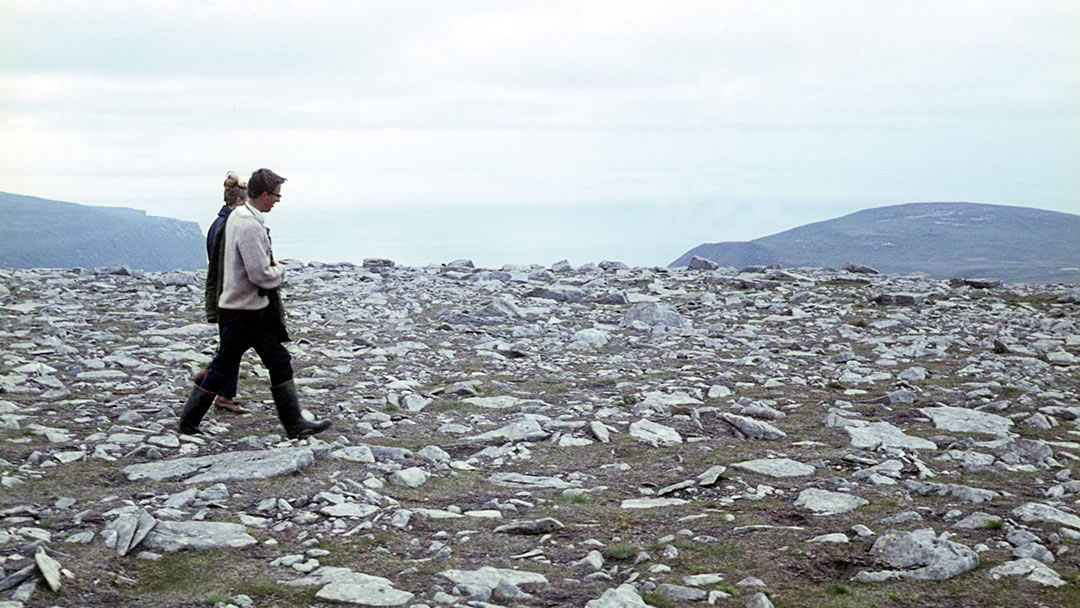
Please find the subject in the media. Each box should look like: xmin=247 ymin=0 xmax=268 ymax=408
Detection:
xmin=0 ymin=259 xmax=1078 ymax=608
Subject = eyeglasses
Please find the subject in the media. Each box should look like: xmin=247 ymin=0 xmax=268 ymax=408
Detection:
xmin=269 ymin=193 xmax=282 ymax=200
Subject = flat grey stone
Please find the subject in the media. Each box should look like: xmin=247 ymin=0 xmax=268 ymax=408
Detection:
xmin=489 ymin=472 xmax=576 ymax=489
xmin=683 ymin=573 xmax=725 ymax=586
xmin=629 ymin=419 xmax=682 ymax=446
xmin=639 ymin=391 xmax=703 ymax=409
xmin=462 ymin=396 xmax=542 ymax=409
xmin=620 ymin=497 xmax=688 ymax=509
xmin=437 ymin=566 xmax=548 ymax=592
xmin=657 ymin=583 xmax=706 ymax=601
xmin=845 ymin=421 xmax=937 ymax=451
xmin=471 ymin=417 xmax=549 ymax=443
xmin=142 ymin=521 xmax=257 ymax=552
xmin=809 ymin=532 xmax=850 ymax=543
xmin=920 ymin=406 xmax=1013 ymax=435
xmin=658 ymin=479 xmax=696 ymax=495
xmin=1012 ymin=542 xmax=1054 ymax=563
xmin=493 ymin=517 xmax=565 ymax=535
xmin=315 ymin=581 xmax=415 ymax=606
xmin=321 ymin=503 xmax=379 ymax=518
xmin=905 ymin=481 xmax=999 ymax=504
xmin=731 ymin=458 xmax=814 ymax=478
xmin=289 ymin=566 xmax=399 ymax=589
xmin=794 ymin=488 xmax=868 ymax=515
xmin=122 ymin=448 xmax=315 ymax=484
xmin=988 ymin=558 xmax=1066 ymax=587
xmin=1011 ymin=502 xmax=1080 ymax=530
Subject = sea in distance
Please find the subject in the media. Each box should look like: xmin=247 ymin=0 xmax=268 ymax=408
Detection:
xmin=261 ymin=199 xmax=810 ymax=270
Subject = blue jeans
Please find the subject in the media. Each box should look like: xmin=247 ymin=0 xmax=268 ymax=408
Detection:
xmin=199 ymin=308 xmax=293 ymax=392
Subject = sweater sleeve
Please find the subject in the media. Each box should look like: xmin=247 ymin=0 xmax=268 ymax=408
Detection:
xmin=235 ymin=220 xmax=285 ymax=290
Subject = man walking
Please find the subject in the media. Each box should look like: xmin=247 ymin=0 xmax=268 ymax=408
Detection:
xmin=179 ymin=168 xmax=331 ymax=439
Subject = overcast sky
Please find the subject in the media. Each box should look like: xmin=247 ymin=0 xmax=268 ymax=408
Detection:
xmin=1 ymin=1 xmax=1077 ymax=266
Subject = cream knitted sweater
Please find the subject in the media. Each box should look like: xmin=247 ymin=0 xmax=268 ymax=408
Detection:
xmin=218 ymin=204 xmax=285 ymax=310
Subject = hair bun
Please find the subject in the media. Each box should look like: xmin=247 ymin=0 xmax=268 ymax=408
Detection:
xmin=223 ymin=171 xmax=241 ymax=189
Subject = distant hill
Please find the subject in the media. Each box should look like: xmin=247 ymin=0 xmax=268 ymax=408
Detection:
xmin=671 ymin=202 xmax=1080 ymax=283
xmin=0 ymin=191 xmax=205 ymax=272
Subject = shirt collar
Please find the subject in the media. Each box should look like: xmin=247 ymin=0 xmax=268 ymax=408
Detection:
xmin=244 ymin=202 xmax=266 ymax=226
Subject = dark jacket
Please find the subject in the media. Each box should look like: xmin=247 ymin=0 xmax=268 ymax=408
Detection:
xmin=206 ymin=205 xmax=231 ymax=261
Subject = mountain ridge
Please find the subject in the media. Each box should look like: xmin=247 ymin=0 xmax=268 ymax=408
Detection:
xmin=671 ymin=202 xmax=1080 ymax=283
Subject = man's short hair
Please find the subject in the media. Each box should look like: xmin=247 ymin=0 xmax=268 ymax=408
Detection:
xmin=248 ymin=168 xmax=287 ymax=199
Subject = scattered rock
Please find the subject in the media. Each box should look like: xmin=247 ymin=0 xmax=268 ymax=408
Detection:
xmin=988 ymin=558 xmax=1066 ymax=587
xmin=731 ymin=457 xmax=815 ymax=478
xmin=919 ymin=406 xmax=1013 ymax=435
xmin=795 ymin=488 xmax=869 ymax=515
xmin=856 ymin=528 xmax=978 ymax=581
xmin=0 ymin=263 xmax=1076 ymax=607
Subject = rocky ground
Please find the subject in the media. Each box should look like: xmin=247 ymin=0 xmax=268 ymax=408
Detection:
xmin=1 ymin=258 xmax=1078 ymax=608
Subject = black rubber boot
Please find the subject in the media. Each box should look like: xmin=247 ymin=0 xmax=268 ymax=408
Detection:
xmin=179 ymin=384 xmax=216 ymax=435
xmin=272 ymin=380 xmax=331 ymax=439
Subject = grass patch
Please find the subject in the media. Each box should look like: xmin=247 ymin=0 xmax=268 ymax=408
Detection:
xmin=641 ymin=589 xmax=676 ymax=607
xmin=825 ymin=583 xmax=852 ymax=595
xmin=112 ymin=549 xmax=319 ymax=607
xmin=679 ymin=542 xmax=746 ymax=573
xmin=558 ymin=492 xmax=590 ymax=505
xmin=605 ymin=542 xmax=639 ymax=560
xmin=204 ymin=592 xmax=232 ymax=606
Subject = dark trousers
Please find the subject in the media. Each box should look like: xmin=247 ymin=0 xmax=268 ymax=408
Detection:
xmin=215 ymin=322 xmax=239 ymax=398
xmin=199 ymin=308 xmax=293 ymax=392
